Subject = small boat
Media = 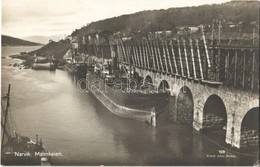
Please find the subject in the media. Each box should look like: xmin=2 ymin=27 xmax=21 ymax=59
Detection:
xmin=1 ymin=84 xmax=51 ymax=165
xmin=32 ymin=62 xmax=56 ymax=71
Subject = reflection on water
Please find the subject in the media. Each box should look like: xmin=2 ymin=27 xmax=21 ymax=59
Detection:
xmin=1 ymin=46 xmax=258 ymax=165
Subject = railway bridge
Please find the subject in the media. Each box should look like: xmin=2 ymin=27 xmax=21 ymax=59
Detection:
xmin=79 ymin=33 xmax=259 ymax=149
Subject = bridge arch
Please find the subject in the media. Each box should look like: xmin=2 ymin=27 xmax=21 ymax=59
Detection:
xmin=240 ymin=107 xmax=259 ymax=149
xmin=240 ymin=99 xmax=259 ymax=120
xmin=158 ymin=80 xmax=170 ymax=93
xmin=176 ymin=86 xmax=194 ymax=124
xmin=133 ymin=71 xmax=143 ymax=82
xmin=202 ymin=94 xmax=227 ymax=130
xmin=144 ymin=75 xmax=153 ymax=84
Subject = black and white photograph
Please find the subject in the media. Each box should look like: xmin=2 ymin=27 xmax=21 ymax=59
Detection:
xmin=1 ymin=0 xmax=259 ymax=166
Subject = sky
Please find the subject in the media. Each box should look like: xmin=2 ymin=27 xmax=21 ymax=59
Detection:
xmin=2 ymin=0 xmax=230 ymax=40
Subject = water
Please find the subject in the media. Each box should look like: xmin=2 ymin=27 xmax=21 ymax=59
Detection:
xmin=1 ymin=46 xmax=258 ymax=165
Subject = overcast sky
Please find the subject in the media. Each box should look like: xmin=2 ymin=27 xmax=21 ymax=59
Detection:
xmin=2 ymin=0 xmax=230 ymax=39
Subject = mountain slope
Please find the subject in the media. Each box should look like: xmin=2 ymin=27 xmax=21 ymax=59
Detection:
xmin=28 ymin=40 xmax=71 ymax=59
xmin=71 ymin=1 xmax=259 ymax=36
xmin=1 ymin=35 xmax=43 ymax=46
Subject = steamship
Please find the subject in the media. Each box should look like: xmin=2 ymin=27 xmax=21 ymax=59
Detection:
xmin=85 ymin=57 xmax=170 ymax=122
xmin=73 ymin=31 xmax=170 ymax=122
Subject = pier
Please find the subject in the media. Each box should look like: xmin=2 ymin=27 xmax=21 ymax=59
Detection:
xmin=77 ymin=31 xmax=259 ymax=150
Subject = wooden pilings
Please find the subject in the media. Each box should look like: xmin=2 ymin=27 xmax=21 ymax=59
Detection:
xmin=170 ymin=40 xmax=178 ymax=75
xmin=162 ymin=40 xmax=169 ymax=73
xmin=220 ymin=47 xmax=258 ymax=91
xmin=196 ymin=39 xmax=204 ymax=80
xmin=149 ymin=40 xmax=156 ymax=70
xmin=141 ymin=40 xmax=147 ymax=69
xmin=190 ymin=39 xmax=197 ymax=79
xmin=85 ymin=37 xmax=258 ymax=92
xmin=165 ymin=40 xmax=174 ymax=74
xmin=177 ymin=40 xmax=185 ymax=76
xmin=118 ymin=38 xmax=211 ymax=81
xmin=145 ymin=39 xmax=150 ymax=69
xmin=183 ymin=40 xmax=190 ymax=77
xmin=155 ymin=40 xmax=164 ymax=72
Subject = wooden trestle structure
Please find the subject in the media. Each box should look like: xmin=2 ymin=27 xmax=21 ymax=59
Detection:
xmin=80 ymin=36 xmax=259 ymax=92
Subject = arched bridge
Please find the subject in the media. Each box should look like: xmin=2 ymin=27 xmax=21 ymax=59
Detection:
xmin=80 ymin=35 xmax=259 ymax=149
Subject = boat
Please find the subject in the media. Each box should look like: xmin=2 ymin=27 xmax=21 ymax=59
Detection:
xmin=32 ymin=62 xmax=56 ymax=71
xmin=64 ymin=63 xmax=77 ymax=73
xmin=1 ymin=84 xmax=51 ymax=165
xmin=74 ymin=33 xmax=169 ymax=122
xmin=63 ymin=51 xmax=89 ymax=78
xmin=86 ymin=63 xmax=170 ymax=122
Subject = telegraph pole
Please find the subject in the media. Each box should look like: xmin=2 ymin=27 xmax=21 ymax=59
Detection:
xmin=218 ymin=21 xmax=221 ymax=44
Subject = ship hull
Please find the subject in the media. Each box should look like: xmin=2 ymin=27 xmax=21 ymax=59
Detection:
xmin=86 ymin=70 xmax=170 ymax=122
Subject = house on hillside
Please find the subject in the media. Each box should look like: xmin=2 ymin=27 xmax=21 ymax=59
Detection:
xmin=189 ymin=27 xmax=199 ymax=34
xmin=122 ymin=36 xmax=132 ymax=41
xmin=177 ymin=26 xmax=200 ymax=36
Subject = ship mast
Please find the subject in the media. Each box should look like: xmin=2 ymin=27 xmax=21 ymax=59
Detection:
xmin=1 ymin=84 xmax=11 ymax=149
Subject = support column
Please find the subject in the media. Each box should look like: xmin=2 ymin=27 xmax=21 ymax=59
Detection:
xmin=121 ymin=40 xmax=128 ymax=64
xmin=202 ymin=25 xmax=211 ymax=68
xmin=242 ymin=51 xmax=246 ymax=88
xmin=141 ymin=40 xmax=147 ymax=69
xmin=196 ymin=39 xmax=204 ymax=80
xmin=133 ymin=41 xmax=140 ymax=67
xmin=130 ymin=44 xmax=136 ymax=66
xmin=165 ymin=40 xmax=174 ymax=74
xmin=190 ymin=39 xmax=197 ymax=79
xmin=153 ymin=40 xmax=161 ymax=72
xmin=183 ymin=40 xmax=190 ymax=77
xmin=168 ymin=83 xmax=180 ymax=122
xmin=156 ymin=40 xmax=164 ymax=72
xmin=234 ymin=50 xmax=238 ymax=87
xmin=145 ymin=39 xmax=150 ymax=69
xmin=125 ymin=41 xmax=132 ymax=65
xmin=138 ymin=40 xmax=144 ymax=68
xmin=162 ymin=40 xmax=169 ymax=73
xmin=251 ymin=51 xmax=255 ymax=90
xmin=149 ymin=40 xmax=156 ymax=70
xmin=225 ymin=50 xmax=230 ymax=85
xmin=193 ymin=95 xmax=205 ymax=131
xmin=177 ymin=40 xmax=184 ymax=76
xmin=225 ymin=107 xmax=236 ymax=147
xmin=170 ymin=40 xmax=178 ymax=75
xmin=232 ymin=113 xmax=243 ymax=148
xmin=117 ymin=41 xmax=123 ymax=63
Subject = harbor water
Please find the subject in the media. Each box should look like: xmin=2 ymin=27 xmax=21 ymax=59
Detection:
xmin=1 ymin=46 xmax=258 ymax=165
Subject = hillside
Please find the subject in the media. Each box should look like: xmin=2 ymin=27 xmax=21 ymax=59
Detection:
xmin=72 ymin=1 xmax=259 ymax=37
xmin=1 ymin=35 xmax=43 ymax=46
xmin=28 ymin=40 xmax=71 ymax=59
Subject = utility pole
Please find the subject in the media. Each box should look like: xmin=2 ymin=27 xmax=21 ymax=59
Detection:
xmin=212 ymin=20 xmax=215 ymax=42
xmin=101 ymin=47 xmax=104 ymax=71
xmin=218 ymin=21 xmax=221 ymax=45
xmin=253 ymin=28 xmax=255 ymax=45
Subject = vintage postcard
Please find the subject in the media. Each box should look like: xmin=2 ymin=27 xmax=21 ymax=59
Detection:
xmin=1 ymin=0 xmax=259 ymax=166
